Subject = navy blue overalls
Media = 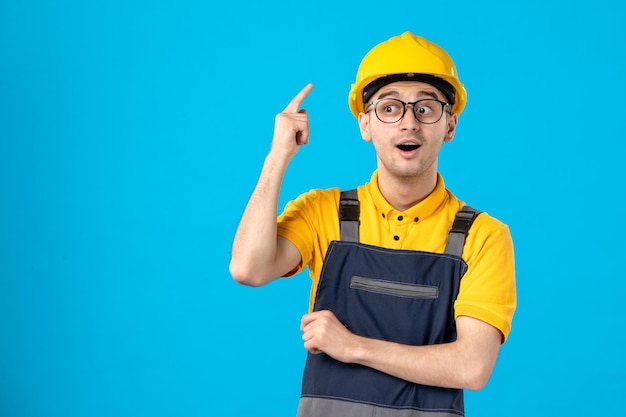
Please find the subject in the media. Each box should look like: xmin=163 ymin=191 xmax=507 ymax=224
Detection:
xmin=296 ymin=189 xmax=480 ymax=417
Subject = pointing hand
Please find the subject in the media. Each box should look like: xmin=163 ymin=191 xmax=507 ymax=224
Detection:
xmin=270 ymin=83 xmax=314 ymax=161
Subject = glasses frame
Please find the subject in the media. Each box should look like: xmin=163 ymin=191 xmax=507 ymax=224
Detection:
xmin=367 ymin=98 xmax=451 ymax=124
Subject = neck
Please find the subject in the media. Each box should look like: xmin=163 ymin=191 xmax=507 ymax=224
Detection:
xmin=377 ymin=171 xmax=438 ymax=212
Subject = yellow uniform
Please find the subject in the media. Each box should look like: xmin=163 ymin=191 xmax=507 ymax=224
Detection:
xmin=278 ymin=170 xmax=516 ymax=341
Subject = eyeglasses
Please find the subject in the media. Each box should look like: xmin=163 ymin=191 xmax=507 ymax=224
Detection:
xmin=367 ymin=98 xmax=450 ymax=124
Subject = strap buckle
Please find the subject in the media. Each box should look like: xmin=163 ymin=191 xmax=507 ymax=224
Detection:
xmin=339 ymin=199 xmax=359 ymax=222
xmin=449 ymin=210 xmax=477 ymax=234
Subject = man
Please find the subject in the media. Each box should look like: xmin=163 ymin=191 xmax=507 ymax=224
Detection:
xmin=230 ymin=32 xmax=516 ymax=417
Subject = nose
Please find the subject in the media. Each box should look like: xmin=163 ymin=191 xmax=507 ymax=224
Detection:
xmin=399 ymin=104 xmax=420 ymax=130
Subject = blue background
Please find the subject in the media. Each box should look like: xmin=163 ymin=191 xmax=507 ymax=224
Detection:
xmin=1 ymin=0 xmax=625 ymax=416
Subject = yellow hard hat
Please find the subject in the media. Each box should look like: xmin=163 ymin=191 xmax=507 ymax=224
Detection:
xmin=348 ymin=32 xmax=467 ymax=118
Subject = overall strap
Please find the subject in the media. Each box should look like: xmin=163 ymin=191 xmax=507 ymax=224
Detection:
xmin=340 ymin=191 xmax=481 ymax=255
xmin=339 ymin=189 xmax=359 ymax=242
xmin=444 ymin=206 xmax=481 ymax=257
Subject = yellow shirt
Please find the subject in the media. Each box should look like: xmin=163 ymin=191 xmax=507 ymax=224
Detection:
xmin=277 ymin=171 xmax=516 ymax=341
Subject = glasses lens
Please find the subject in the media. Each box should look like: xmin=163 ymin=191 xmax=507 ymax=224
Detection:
xmin=413 ymin=99 xmax=443 ymax=124
xmin=374 ymin=99 xmax=405 ymax=123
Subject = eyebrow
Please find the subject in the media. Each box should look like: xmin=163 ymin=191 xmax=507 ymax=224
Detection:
xmin=376 ymin=89 xmax=441 ymax=101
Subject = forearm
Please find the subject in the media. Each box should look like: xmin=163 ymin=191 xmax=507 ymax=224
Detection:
xmin=304 ymin=313 xmax=502 ymax=391
xmin=351 ymin=335 xmax=494 ymax=390
xmin=229 ymin=152 xmax=291 ymax=286
xmin=352 ymin=316 xmax=501 ymax=390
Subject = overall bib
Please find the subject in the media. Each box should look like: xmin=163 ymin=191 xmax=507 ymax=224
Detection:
xmin=297 ymin=190 xmax=480 ymax=417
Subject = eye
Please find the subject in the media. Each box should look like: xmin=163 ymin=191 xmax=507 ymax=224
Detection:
xmin=416 ymin=104 xmax=433 ymax=115
xmin=373 ymin=99 xmax=407 ymax=122
xmin=382 ymin=102 xmax=401 ymax=114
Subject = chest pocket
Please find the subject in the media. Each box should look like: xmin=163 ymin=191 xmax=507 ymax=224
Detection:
xmin=350 ymin=275 xmax=438 ymax=299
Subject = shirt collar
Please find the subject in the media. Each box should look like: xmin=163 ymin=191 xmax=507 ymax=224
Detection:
xmin=365 ymin=170 xmax=448 ymax=221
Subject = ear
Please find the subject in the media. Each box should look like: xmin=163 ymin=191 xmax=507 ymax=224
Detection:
xmin=444 ymin=113 xmax=458 ymax=143
xmin=358 ymin=112 xmax=372 ymax=143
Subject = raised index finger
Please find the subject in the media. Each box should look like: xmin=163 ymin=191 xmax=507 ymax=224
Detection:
xmin=284 ymin=83 xmax=314 ymax=113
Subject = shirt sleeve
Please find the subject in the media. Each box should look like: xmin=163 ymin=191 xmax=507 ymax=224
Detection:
xmin=454 ymin=214 xmax=517 ymax=343
xmin=276 ymin=188 xmax=340 ymax=277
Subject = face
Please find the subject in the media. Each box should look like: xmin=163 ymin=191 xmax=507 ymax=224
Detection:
xmin=358 ymin=81 xmax=457 ymax=182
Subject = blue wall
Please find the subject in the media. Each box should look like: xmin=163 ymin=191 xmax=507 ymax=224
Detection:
xmin=1 ymin=1 xmax=625 ymax=415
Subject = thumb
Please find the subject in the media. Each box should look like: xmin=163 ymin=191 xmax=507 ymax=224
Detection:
xmin=295 ymin=109 xmax=309 ymax=145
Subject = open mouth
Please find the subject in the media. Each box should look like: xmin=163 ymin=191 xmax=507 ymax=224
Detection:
xmin=397 ymin=143 xmax=420 ymax=152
